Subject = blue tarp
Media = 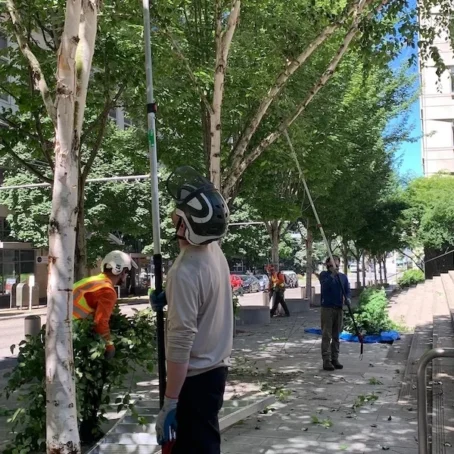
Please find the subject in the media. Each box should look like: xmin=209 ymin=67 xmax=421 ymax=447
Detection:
xmin=304 ymin=328 xmax=401 ymax=344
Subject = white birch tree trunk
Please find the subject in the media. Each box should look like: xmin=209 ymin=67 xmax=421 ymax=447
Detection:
xmin=209 ymin=0 xmax=240 ymax=189
xmin=7 ymin=1 xmax=99 ymax=448
xmin=46 ymin=1 xmax=98 ymax=452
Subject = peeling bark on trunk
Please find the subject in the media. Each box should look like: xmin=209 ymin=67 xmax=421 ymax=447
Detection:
xmin=306 ymin=223 xmax=313 ymax=301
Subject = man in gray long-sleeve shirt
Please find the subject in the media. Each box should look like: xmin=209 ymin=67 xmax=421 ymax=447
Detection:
xmin=152 ymin=166 xmax=232 ymax=454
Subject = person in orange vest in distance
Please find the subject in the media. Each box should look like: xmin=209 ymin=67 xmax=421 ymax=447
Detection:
xmin=73 ymin=250 xmax=138 ymax=359
xmin=268 ymin=264 xmax=290 ymax=317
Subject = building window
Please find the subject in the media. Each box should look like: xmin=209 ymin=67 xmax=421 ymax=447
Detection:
xmin=123 ymin=115 xmax=132 ymax=130
xmin=0 ymin=218 xmax=12 ymax=241
xmin=451 ymin=67 xmax=454 ymax=93
xmin=0 ymin=249 xmax=35 ymax=295
xmin=108 ymin=108 xmax=117 ymax=121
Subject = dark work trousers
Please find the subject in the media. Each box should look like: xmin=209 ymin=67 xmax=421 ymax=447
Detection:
xmin=270 ymin=289 xmax=290 ymax=316
xmin=321 ymin=306 xmax=343 ymax=361
xmin=172 ymin=366 xmax=228 ymax=454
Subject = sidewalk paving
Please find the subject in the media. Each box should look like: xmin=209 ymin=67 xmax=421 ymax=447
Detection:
xmin=0 ymin=304 xmax=413 ymax=454
xmin=223 ymin=308 xmax=415 ymax=454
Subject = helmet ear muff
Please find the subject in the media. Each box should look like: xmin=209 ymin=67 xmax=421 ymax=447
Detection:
xmin=105 ymin=262 xmax=123 ymax=276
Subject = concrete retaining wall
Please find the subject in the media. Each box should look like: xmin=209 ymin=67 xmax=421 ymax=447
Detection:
xmin=286 ymin=298 xmax=310 ymax=314
xmin=237 ymin=306 xmax=270 ymax=326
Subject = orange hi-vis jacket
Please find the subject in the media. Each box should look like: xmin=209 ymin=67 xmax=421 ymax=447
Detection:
xmin=73 ymin=273 xmax=117 ymax=351
xmin=269 ymin=271 xmax=286 ymax=291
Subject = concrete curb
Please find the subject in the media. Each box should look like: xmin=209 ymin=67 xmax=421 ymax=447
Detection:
xmin=87 ymin=394 xmax=276 ymax=454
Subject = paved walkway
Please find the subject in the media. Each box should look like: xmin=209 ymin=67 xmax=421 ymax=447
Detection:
xmin=0 ymin=301 xmax=414 ymax=453
xmin=223 ymin=308 xmax=415 ymax=454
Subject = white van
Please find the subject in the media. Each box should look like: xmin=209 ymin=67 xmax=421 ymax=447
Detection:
xmin=282 ymin=270 xmax=298 ymax=288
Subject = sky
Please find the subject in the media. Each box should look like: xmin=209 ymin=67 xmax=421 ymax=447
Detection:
xmin=396 ymin=97 xmax=422 ymax=177
xmin=390 ymin=12 xmax=423 ymax=178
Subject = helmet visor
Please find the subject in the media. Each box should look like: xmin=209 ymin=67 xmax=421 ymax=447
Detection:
xmin=166 ymin=166 xmax=213 ymax=202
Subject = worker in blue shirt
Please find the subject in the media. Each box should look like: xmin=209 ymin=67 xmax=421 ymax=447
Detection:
xmin=317 ymin=255 xmax=351 ymax=371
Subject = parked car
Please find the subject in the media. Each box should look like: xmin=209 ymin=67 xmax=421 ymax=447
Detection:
xmin=255 ymin=274 xmax=270 ymax=291
xmin=282 ymin=270 xmax=298 ymax=288
xmin=239 ymin=275 xmax=261 ymax=293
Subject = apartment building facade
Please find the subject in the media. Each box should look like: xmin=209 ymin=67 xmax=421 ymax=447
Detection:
xmin=419 ymin=7 xmax=454 ymax=176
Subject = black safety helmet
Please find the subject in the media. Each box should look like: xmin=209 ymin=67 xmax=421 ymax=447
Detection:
xmin=166 ymin=166 xmax=229 ymax=245
xmin=325 ymin=255 xmax=340 ymax=266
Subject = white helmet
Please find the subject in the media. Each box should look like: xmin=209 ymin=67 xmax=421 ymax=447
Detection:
xmin=101 ymin=250 xmax=138 ymax=276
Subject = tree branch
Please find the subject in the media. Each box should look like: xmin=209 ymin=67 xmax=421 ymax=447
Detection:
xmin=221 ymin=0 xmax=241 ymax=59
xmin=80 ymin=84 xmax=125 ymax=145
xmin=223 ymin=0 xmax=389 ymax=199
xmin=232 ymin=0 xmax=374 ymax=163
xmin=0 ymin=138 xmax=53 ymax=183
xmin=163 ymin=29 xmax=214 ymax=116
xmin=210 ymin=0 xmax=241 ymax=188
xmin=6 ymin=0 xmax=57 ymax=128
xmin=34 ymin=14 xmax=57 ymax=51
xmin=74 ymin=0 xmax=99 ymax=136
xmin=397 ymin=248 xmax=424 ymax=272
xmin=81 ymin=84 xmax=125 ymax=181
xmin=32 ymin=110 xmax=55 ymax=173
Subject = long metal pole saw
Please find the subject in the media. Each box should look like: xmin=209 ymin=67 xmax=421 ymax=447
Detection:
xmin=283 ymin=130 xmax=364 ymax=358
xmin=142 ymin=0 xmax=167 ymax=410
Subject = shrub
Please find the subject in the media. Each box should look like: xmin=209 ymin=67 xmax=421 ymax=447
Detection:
xmin=2 ymin=305 xmax=156 ymax=453
xmin=344 ymin=288 xmax=396 ymax=335
xmin=398 ymin=269 xmax=425 ymax=288
xmin=233 ymin=296 xmax=240 ymax=316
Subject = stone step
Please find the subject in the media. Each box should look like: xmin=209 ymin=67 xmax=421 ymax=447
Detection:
xmin=88 ymin=394 xmax=275 ymax=454
xmin=388 ymin=283 xmax=429 ymax=328
xmin=432 ymin=274 xmax=454 ymax=453
xmin=444 ymin=272 xmax=454 ymax=322
xmin=398 ymin=320 xmax=433 ymax=402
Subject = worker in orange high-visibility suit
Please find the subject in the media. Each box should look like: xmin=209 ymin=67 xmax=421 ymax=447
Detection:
xmin=268 ymin=264 xmax=290 ymax=317
xmin=73 ymin=250 xmax=138 ymax=359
